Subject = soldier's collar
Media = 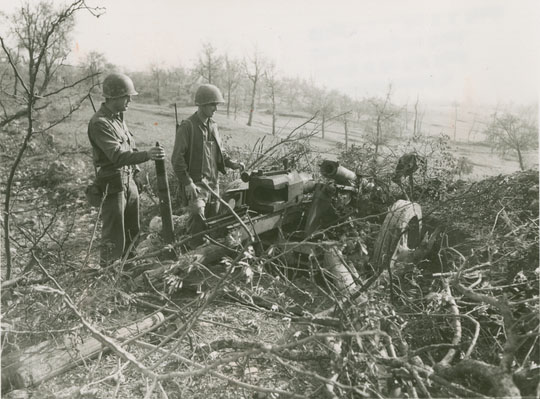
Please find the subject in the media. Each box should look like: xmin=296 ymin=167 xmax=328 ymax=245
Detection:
xmin=196 ymin=110 xmax=213 ymax=126
xmin=101 ymin=103 xmax=123 ymax=119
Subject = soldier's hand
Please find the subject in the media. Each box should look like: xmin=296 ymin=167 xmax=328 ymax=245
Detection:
xmin=231 ymin=161 xmax=245 ymax=172
xmin=185 ymin=182 xmax=200 ymax=201
xmin=148 ymin=146 xmax=165 ymax=160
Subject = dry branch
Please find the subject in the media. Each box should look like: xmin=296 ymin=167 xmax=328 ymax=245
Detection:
xmin=1 ymin=312 xmax=164 ymax=393
xmin=137 ymin=243 xmax=233 ymax=288
xmin=134 ymin=340 xmax=309 ymax=399
xmin=196 ymin=338 xmax=328 ymax=362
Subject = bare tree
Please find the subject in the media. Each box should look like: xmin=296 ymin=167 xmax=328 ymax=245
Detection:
xmin=467 ymin=115 xmax=477 ymax=143
xmin=244 ymin=49 xmax=264 ymax=127
xmin=223 ymin=55 xmax=241 ymax=118
xmin=197 ymin=42 xmax=222 ymax=85
xmin=484 ymin=108 xmax=538 ymax=170
xmin=338 ymin=95 xmax=352 ymax=149
xmin=319 ymin=94 xmax=334 ymax=140
xmin=400 ymin=100 xmax=408 ymax=138
xmin=82 ymin=51 xmax=107 ymax=87
xmin=264 ymin=62 xmax=279 ymax=135
xmin=366 ymin=84 xmax=400 ymax=157
xmin=412 ymin=94 xmax=424 ymax=138
xmin=307 ymin=87 xmax=335 ymax=140
xmin=0 ymin=0 xmax=101 ymax=279
xmin=452 ymin=101 xmax=459 ymax=141
xmin=150 ymin=63 xmax=166 ymax=105
xmin=281 ymin=77 xmax=303 ymax=112
xmin=168 ymin=66 xmax=190 ymax=103
xmin=343 ymin=112 xmax=349 ymax=149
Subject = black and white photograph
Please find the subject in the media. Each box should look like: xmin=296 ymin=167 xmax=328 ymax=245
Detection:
xmin=0 ymin=0 xmax=538 ymax=397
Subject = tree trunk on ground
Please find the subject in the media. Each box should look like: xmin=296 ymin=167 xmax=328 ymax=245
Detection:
xmin=1 ymin=313 xmax=165 ymax=393
xmin=324 ymin=246 xmax=358 ymax=296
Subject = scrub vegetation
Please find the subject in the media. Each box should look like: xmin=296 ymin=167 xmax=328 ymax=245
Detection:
xmin=1 ymin=2 xmax=538 ymax=398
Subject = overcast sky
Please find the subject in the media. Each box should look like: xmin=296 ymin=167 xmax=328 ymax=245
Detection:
xmin=1 ymin=0 xmax=539 ymax=106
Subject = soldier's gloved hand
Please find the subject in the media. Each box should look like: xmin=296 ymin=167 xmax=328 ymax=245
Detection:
xmin=147 ymin=146 xmax=165 ymax=160
xmin=184 ymin=182 xmax=200 ymax=201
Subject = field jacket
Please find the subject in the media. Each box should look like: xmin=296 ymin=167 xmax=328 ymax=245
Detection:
xmin=171 ymin=111 xmax=232 ymax=186
xmin=87 ymin=104 xmax=149 ymax=180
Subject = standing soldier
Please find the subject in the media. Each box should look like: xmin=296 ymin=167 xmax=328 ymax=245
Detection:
xmin=171 ymin=84 xmax=244 ymax=247
xmin=88 ymin=72 xmax=165 ymax=265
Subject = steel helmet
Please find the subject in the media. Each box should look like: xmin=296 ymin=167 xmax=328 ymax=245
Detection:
xmin=102 ymin=73 xmax=138 ymax=98
xmin=195 ymin=84 xmax=225 ymax=105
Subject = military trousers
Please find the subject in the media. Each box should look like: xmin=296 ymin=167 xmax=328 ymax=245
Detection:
xmin=186 ymin=180 xmax=219 ymax=248
xmin=100 ymin=174 xmax=139 ymax=265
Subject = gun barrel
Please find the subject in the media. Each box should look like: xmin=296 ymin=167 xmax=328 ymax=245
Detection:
xmin=320 ymin=160 xmax=356 ymax=186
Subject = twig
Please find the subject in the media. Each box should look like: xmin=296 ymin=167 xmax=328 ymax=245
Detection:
xmin=148 ymin=245 xmax=245 ymax=368
xmin=200 ymin=180 xmax=255 ymax=243
xmin=438 ymin=279 xmax=461 ymax=366
xmin=1 ymin=274 xmax=46 ymax=289
xmin=143 ymin=377 xmax=158 ymax=399
xmin=82 ymin=185 xmax=108 ymax=269
xmin=451 ymin=277 xmax=518 ymax=373
xmin=196 ymin=338 xmax=328 ymax=361
xmin=158 ymin=382 xmax=169 ymax=399
xmin=379 ymin=357 xmax=489 ymax=398
xmin=134 ymin=340 xmax=308 ymax=398
xmin=35 ymin=259 xmax=160 ymax=379
xmin=273 ymin=355 xmax=369 ymax=397
xmin=399 ymin=312 xmax=480 ymax=360
xmin=490 ymin=206 xmax=506 ymax=235
xmin=116 ymin=231 xmax=140 ymax=282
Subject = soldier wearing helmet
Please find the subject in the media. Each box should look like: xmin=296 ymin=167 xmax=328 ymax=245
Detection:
xmin=88 ymin=72 xmax=165 ymax=265
xmin=171 ymin=83 xmax=244 ymax=248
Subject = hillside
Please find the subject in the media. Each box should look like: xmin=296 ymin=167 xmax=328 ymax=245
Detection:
xmin=1 ymin=100 xmax=538 ymax=398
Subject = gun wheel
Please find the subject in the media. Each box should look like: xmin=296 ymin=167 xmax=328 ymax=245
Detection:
xmin=372 ymin=200 xmax=422 ymax=273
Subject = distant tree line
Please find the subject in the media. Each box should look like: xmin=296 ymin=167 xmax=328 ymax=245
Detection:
xmin=1 ymin=2 xmax=537 ymax=170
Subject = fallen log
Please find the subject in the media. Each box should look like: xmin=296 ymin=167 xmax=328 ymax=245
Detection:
xmin=323 ymin=245 xmax=359 ymax=296
xmin=1 ymin=312 xmax=164 ymax=394
xmin=1 ymin=275 xmax=47 ymax=290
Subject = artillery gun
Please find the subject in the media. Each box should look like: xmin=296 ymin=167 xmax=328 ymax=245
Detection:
xmin=195 ymin=159 xmax=423 ymax=285
xmin=139 ymin=156 xmax=427 ymax=305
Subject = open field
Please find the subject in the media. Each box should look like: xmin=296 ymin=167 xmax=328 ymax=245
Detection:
xmin=55 ymin=99 xmax=537 ymax=181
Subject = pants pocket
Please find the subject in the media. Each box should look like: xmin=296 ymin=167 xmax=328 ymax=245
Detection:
xmin=97 ymin=172 xmax=124 ymax=194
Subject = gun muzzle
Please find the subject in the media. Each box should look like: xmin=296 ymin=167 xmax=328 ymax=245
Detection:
xmin=320 ymin=160 xmax=356 ymax=186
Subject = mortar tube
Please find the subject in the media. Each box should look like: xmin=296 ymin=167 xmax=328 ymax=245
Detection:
xmin=154 ymin=141 xmax=174 ymax=244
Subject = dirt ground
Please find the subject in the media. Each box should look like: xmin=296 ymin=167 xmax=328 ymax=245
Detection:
xmin=2 ymin=98 xmax=538 ymax=398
